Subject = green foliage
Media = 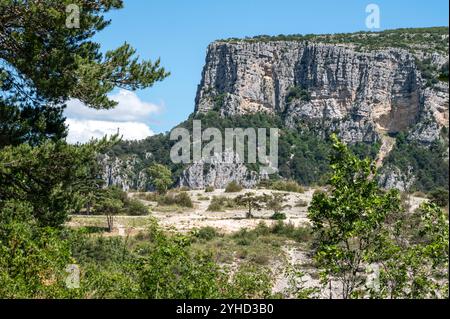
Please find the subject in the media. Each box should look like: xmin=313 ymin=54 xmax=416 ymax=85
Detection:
xmin=438 ymin=61 xmax=449 ymax=82
xmin=368 ymin=202 xmax=449 ymax=298
xmin=264 ymin=192 xmax=291 ymax=215
xmin=194 ymin=227 xmax=220 ymax=241
xmin=0 ymin=200 xmax=73 ymax=298
xmin=0 ymin=0 xmax=168 ymax=146
xmin=270 ymin=180 xmax=304 ymax=193
xmin=137 ymin=223 xmax=222 ymax=298
xmin=205 ymin=185 xmax=215 ymax=193
xmin=224 ymin=263 xmax=273 ymax=299
xmin=270 ymin=212 xmax=287 ymax=220
xmin=91 ymin=187 xmax=124 ymax=231
xmin=123 ymin=198 xmax=149 ymax=216
xmin=235 ymin=192 xmax=267 ymax=218
xmin=416 ymin=58 xmax=440 ymax=87
xmin=109 ymin=110 xmax=379 ymax=189
xmin=270 ymin=221 xmax=312 ymax=243
xmin=207 ymin=196 xmax=240 ymax=212
xmin=225 ymin=181 xmax=243 ymax=193
xmin=0 ymin=137 xmax=117 ymax=227
xmin=308 ymin=134 xmax=402 ymax=298
xmin=147 ymin=163 xmax=173 ymax=194
xmin=428 ymin=187 xmax=449 ymax=207
xmin=156 ymin=191 xmax=193 ymax=208
xmin=219 ymin=27 xmax=449 ymax=54
xmin=308 ymin=135 xmax=449 ymax=298
xmin=385 ymin=133 xmax=448 ymax=192
xmin=286 ymin=86 xmax=311 ymax=103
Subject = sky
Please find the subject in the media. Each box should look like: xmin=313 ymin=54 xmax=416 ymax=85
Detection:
xmin=65 ymin=0 xmax=449 ymax=143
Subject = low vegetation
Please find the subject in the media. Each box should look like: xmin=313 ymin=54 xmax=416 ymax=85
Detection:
xmin=219 ymin=27 xmax=449 ymax=54
xmin=225 ymin=181 xmax=244 ymax=193
xmin=137 ymin=191 xmax=193 ymax=209
xmin=207 ymin=196 xmax=241 ymax=212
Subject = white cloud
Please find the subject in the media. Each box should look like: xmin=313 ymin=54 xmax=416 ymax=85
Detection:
xmin=64 ymin=89 xmax=160 ymax=144
xmin=66 ymin=119 xmax=154 ymax=144
xmin=65 ymin=89 xmax=163 ymax=122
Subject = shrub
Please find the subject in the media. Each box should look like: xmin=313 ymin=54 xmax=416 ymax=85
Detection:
xmin=271 ymin=180 xmax=304 ymax=193
xmin=124 ymin=198 xmax=149 ymax=216
xmin=224 ymin=263 xmax=273 ymax=299
xmin=232 ymin=228 xmax=258 ymax=246
xmin=207 ymin=198 xmax=224 ymax=212
xmin=147 ymin=164 xmax=172 ymax=194
xmin=195 ymin=227 xmax=219 ymax=241
xmin=225 ymin=181 xmax=243 ymax=193
xmin=286 ymin=86 xmax=311 ymax=103
xmin=205 ymin=186 xmax=215 ymax=193
xmin=207 ymin=196 xmax=238 ymax=211
xmin=270 ymin=221 xmax=312 ymax=242
xmin=157 ymin=192 xmax=193 ymax=208
xmin=428 ymin=188 xmax=449 ymax=207
xmin=271 ymin=212 xmax=287 ymax=220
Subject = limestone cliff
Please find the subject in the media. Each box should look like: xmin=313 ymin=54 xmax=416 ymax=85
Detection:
xmin=192 ymin=29 xmax=449 ymax=190
xmin=103 ymin=28 xmax=449 ymax=191
xmin=195 ymin=39 xmax=448 ymax=145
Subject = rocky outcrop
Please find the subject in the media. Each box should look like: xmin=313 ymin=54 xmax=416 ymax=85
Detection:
xmin=195 ymin=41 xmax=448 ymax=145
xmin=100 ymin=154 xmax=149 ymax=191
xmin=102 ymin=29 xmax=449 ymax=192
xmin=378 ymin=165 xmax=416 ymax=192
xmin=178 ymin=152 xmax=260 ymax=189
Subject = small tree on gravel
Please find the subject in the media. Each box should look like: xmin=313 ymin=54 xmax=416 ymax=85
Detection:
xmin=265 ymin=193 xmax=291 ymax=219
xmin=235 ymin=192 xmax=266 ymax=219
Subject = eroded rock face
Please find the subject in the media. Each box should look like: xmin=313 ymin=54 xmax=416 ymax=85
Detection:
xmin=195 ymin=41 xmax=448 ymax=144
xmin=378 ymin=165 xmax=416 ymax=192
xmin=178 ymin=152 xmax=260 ymax=189
xmin=100 ymin=154 xmax=148 ymax=191
xmin=101 ymin=34 xmax=449 ymax=192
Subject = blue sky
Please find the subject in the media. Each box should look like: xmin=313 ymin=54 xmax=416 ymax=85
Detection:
xmin=65 ymin=0 xmax=449 ymax=143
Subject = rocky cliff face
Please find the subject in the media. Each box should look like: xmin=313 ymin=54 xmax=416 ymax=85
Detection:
xmin=102 ymin=29 xmax=449 ymax=192
xmin=100 ymin=153 xmax=149 ymax=191
xmin=195 ymin=41 xmax=448 ymax=144
xmin=178 ymin=151 xmax=261 ymax=189
xmin=193 ymin=34 xmax=448 ymax=191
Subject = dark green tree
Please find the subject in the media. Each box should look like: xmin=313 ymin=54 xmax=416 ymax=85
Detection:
xmin=0 ymin=0 xmax=169 ymax=147
xmin=147 ymin=163 xmax=172 ymax=194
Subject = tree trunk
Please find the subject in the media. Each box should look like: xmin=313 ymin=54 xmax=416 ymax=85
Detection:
xmin=246 ymin=205 xmax=253 ymax=219
xmin=107 ymin=215 xmax=114 ymax=232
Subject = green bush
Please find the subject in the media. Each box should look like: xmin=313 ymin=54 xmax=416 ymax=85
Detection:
xmin=270 ymin=221 xmax=312 ymax=242
xmin=195 ymin=227 xmax=219 ymax=241
xmin=207 ymin=196 xmax=239 ymax=211
xmin=205 ymin=185 xmax=215 ymax=193
xmin=271 ymin=180 xmax=304 ymax=193
xmin=270 ymin=212 xmax=287 ymax=220
xmin=428 ymin=188 xmax=449 ymax=207
xmin=385 ymin=134 xmax=448 ymax=192
xmin=157 ymin=192 xmax=193 ymax=208
xmin=124 ymin=198 xmax=149 ymax=216
xmin=225 ymin=181 xmax=243 ymax=193
xmin=286 ymin=86 xmax=310 ymax=103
